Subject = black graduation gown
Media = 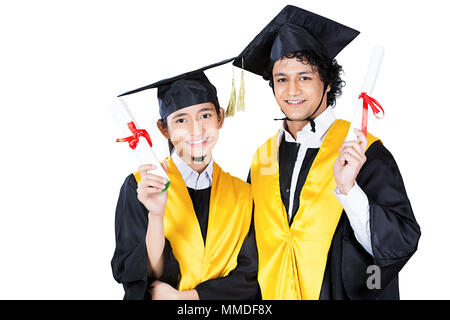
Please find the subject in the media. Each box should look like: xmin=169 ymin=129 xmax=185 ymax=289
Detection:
xmin=111 ymin=174 xmax=259 ymax=300
xmin=248 ymin=139 xmax=421 ymax=300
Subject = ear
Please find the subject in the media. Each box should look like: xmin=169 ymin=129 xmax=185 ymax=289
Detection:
xmin=157 ymin=119 xmax=170 ymax=139
xmin=217 ymin=107 xmax=225 ymax=129
xmin=326 ymin=83 xmax=331 ymax=93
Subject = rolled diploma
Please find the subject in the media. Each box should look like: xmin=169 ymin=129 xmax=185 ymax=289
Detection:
xmin=345 ymin=45 xmax=385 ymax=142
xmin=109 ymin=97 xmax=170 ymax=190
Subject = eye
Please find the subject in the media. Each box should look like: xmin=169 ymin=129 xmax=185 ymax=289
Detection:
xmin=201 ymin=113 xmax=212 ymax=119
xmin=299 ymin=76 xmax=311 ymax=81
xmin=175 ymin=118 xmax=186 ymax=124
xmin=276 ymin=77 xmax=287 ymax=83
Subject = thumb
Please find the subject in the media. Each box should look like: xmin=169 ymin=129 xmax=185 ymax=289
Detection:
xmin=161 ymin=160 xmax=168 ymax=173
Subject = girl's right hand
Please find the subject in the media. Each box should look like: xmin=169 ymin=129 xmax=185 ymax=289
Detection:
xmin=137 ymin=161 xmax=169 ymax=216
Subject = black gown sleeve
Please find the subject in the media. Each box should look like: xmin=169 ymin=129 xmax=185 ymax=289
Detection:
xmin=194 ymin=217 xmax=260 ymax=300
xmin=356 ymin=141 xmax=421 ymax=292
xmin=111 ymin=174 xmax=180 ymax=300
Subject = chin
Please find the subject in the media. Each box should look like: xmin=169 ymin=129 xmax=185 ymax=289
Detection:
xmin=282 ymin=111 xmax=309 ymax=121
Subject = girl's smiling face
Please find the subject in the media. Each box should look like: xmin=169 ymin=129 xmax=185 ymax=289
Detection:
xmin=159 ymin=102 xmax=224 ymax=165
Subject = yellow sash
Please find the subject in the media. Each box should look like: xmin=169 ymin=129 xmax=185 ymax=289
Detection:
xmin=134 ymin=158 xmax=252 ymax=290
xmin=251 ymin=119 xmax=378 ymax=300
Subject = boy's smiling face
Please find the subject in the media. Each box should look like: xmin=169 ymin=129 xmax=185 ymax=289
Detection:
xmin=272 ymin=56 xmax=329 ymax=121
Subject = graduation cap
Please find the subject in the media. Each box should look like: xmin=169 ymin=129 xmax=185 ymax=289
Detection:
xmin=118 ymin=57 xmax=237 ymax=120
xmin=232 ymin=5 xmax=360 ymax=77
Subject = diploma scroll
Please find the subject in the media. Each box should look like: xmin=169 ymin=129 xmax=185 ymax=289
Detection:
xmin=345 ymin=45 xmax=385 ymax=142
xmin=109 ymin=97 xmax=170 ymax=191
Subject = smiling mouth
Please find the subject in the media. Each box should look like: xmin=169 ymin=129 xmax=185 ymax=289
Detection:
xmin=187 ymin=137 xmax=209 ymax=146
xmin=285 ymin=99 xmax=306 ymax=106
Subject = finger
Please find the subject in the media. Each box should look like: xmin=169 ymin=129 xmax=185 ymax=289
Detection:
xmin=138 ymin=182 xmax=165 ymax=193
xmin=337 ymin=153 xmax=347 ymax=166
xmin=341 ymin=147 xmax=365 ymax=164
xmin=139 ymin=173 xmax=168 ymax=186
xmin=139 ymin=181 xmax=167 ymax=191
xmin=341 ymin=151 xmax=362 ymax=167
xmin=339 ymin=142 xmax=366 ymax=158
xmin=140 ymin=188 xmax=164 ymax=196
xmin=354 ymin=128 xmax=368 ymax=151
xmin=138 ymin=180 xmax=163 ymax=191
xmin=339 ymin=140 xmax=366 ymax=154
xmin=138 ymin=164 xmax=157 ymax=177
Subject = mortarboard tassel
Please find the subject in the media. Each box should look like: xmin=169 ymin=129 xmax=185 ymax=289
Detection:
xmin=226 ymin=66 xmax=237 ymax=117
xmin=237 ymin=57 xmax=245 ymax=112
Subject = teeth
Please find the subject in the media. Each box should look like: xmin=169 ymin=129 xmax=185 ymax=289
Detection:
xmin=190 ymin=138 xmax=207 ymax=145
xmin=287 ymin=100 xmax=304 ymax=104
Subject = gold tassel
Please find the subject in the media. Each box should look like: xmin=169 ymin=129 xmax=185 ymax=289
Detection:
xmin=226 ymin=66 xmax=236 ymax=117
xmin=237 ymin=58 xmax=245 ymax=112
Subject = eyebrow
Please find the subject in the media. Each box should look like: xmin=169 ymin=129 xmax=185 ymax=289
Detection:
xmin=198 ymin=107 xmax=215 ymax=113
xmin=274 ymin=71 xmax=313 ymax=77
xmin=172 ymin=107 xmax=215 ymax=119
xmin=172 ymin=112 xmax=188 ymax=119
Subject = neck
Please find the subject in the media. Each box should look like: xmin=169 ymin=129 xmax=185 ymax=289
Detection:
xmin=285 ymin=120 xmax=309 ymax=139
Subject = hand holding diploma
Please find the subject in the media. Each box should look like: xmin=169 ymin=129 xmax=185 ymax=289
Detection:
xmin=137 ymin=161 xmax=169 ymax=216
xmin=333 ymin=128 xmax=368 ymax=194
xmin=109 ymin=97 xmax=170 ymax=191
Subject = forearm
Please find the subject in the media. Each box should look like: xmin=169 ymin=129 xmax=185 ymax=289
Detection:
xmin=334 ymin=182 xmax=373 ymax=256
xmin=145 ymin=214 xmax=165 ymax=278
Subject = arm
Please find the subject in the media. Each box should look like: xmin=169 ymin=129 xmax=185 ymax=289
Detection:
xmin=343 ymin=140 xmax=421 ymax=297
xmin=333 ymin=130 xmax=420 ymax=292
xmin=359 ymin=141 xmax=420 ymax=266
xmin=110 ymin=174 xmax=151 ymax=300
xmin=137 ymin=162 xmax=169 ymax=279
xmin=334 ymin=182 xmax=373 ymax=256
xmin=145 ymin=214 xmax=165 ymax=278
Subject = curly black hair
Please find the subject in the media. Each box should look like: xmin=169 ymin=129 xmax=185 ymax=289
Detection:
xmin=264 ymin=50 xmax=345 ymax=108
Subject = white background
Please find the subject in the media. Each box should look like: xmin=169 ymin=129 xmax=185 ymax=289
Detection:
xmin=0 ymin=0 xmax=448 ymax=299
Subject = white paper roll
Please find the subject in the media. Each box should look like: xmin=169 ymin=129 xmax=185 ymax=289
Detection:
xmin=109 ymin=97 xmax=170 ymax=190
xmin=345 ymin=45 xmax=385 ymax=142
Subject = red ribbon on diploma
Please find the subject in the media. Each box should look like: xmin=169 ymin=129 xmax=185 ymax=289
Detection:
xmin=358 ymin=92 xmax=385 ymax=136
xmin=116 ymin=121 xmax=153 ymax=149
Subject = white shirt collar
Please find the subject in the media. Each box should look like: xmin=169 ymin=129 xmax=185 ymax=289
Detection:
xmin=171 ymin=151 xmax=214 ymax=190
xmin=278 ymin=107 xmax=337 ymax=147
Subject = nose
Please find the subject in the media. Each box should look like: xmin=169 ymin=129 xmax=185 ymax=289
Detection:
xmin=191 ymin=118 xmax=203 ymax=137
xmin=287 ymin=79 xmax=301 ymax=97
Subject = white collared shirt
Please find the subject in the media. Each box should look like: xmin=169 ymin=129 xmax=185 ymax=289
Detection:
xmin=278 ymin=107 xmax=373 ymax=256
xmin=171 ymin=151 xmax=213 ymax=190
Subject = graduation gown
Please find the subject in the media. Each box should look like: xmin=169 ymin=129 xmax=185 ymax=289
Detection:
xmin=249 ymin=119 xmax=420 ymax=300
xmin=111 ymin=159 xmax=259 ymax=300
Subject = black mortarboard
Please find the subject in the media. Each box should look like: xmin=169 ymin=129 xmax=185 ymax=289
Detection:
xmin=118 ymin=57 xmax=236 ymax=119
xmin=233 ymin=5 xmax=359 ymax=77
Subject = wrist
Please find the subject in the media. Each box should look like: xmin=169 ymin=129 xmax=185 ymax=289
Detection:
xmin=337 ymin=181 xmax=355 ymax=195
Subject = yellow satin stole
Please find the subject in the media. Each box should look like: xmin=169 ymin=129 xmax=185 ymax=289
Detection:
xmin=134 ymin=158 xmax=252 ymax=290
xmin=251 ymin=119 xmax=379 ymax=300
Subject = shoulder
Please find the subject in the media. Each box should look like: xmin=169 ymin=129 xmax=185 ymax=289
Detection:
xmin=118 ymin=173 xmax=139 ymax=198
xmin=361 ymin=140 xmax=404 ymax=184
xmin=365 ymin=140 xmax=397 ymax=168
